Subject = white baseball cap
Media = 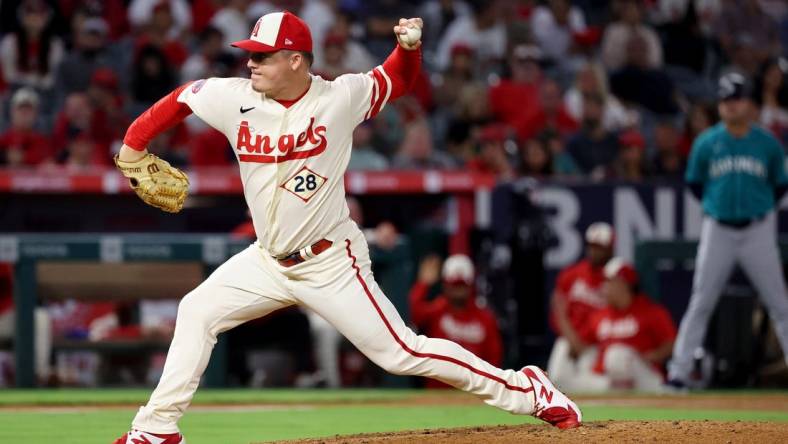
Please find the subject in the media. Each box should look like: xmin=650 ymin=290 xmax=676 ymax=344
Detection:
xmin=585 ymin=222 xmax=614 ymax=247
xmin=442 ymin=254 xmax=474 ymax=285
xmin=603 ymin=257 xmax=639 ymax=287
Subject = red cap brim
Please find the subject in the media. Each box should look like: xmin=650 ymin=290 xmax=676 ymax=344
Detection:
xmin=231 ymin=39 xmax=279 ymax=52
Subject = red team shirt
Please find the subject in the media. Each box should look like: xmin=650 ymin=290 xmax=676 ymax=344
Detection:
xmin=409 ymin=282 xmax=502 ymax=388
xmin=580 ymin=294 xmax=677 ymax=374
xmin=550 ymin=259 xmax=608 ymax=334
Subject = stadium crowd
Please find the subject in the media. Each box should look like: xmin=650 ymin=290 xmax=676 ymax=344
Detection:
xmin=0 ymin=0 xmax=786 ymax=178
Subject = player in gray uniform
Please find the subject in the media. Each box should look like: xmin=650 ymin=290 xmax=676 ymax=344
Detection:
xmin=669 ymin=72 xmax=788 ymax=385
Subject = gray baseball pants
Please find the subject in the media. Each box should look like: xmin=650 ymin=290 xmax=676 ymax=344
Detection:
xmin=669 ymin=212 xmax=788 ymax=381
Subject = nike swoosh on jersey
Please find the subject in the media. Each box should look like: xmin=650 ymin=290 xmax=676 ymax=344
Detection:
xmin=240 ymin=106 xmax=255 ymax=114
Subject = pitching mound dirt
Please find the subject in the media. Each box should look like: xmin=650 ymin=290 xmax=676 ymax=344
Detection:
xmin=275 ymin=420 xmax=788 ymax=443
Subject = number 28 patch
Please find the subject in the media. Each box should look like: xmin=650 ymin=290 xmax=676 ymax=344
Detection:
xmin=280 ymin=166 xmax=328 ymax=202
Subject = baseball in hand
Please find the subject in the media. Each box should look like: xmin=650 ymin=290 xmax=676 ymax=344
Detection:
xmin=399 ymin=26 xmax=421 ymax=47
xmin=395 ymin=18 xmax=423 ymax=50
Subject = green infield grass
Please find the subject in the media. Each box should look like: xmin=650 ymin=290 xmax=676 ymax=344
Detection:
xmin=0 ymin=389 xmax=786 ymax=444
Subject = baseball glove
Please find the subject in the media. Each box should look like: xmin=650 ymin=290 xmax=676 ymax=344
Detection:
xmin=114 ymin=153 xmax=189 ymax=213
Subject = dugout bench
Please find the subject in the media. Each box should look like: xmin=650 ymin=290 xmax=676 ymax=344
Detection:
xmin=0 ymin=234 xmax=249 ymax=388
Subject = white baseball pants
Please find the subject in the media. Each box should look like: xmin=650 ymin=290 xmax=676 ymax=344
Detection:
xmin=132 ymin=222 xmax=536 ymax=434
xmin=549 ymin=339 xmax=663 ymax=393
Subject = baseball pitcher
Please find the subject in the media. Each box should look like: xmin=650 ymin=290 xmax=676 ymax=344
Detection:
xmin=668 ymin=72 xmax=788 ymax=386
xmin=112 ymin=12 xmax=581 ymax=444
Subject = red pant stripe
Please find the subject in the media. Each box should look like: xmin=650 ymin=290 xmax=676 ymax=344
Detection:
xmin=344 ymin=239 xmax=534 ymax=395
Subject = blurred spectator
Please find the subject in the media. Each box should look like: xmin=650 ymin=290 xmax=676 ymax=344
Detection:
xmin=678 ymin=102 xmax=716 ymax=156
xmin=146 ymin=122 xmax=190 ymax=167
xmin=609 ymin=33 xmax=680 ymax=115
xmin=651 ymin=0 xmax=722 ymax=37
xmin=57 ymin=0 xmax=129 ymax=41
xmin=754 ymin=58 xmax=788 ymax=141
xmin=466 ymin=123 xmax=515 ymax=179
xmin=301 ymin=0 xmax=338 ymax=68
xmin=725 ymin=35 xmax=768 ymax=80
xmin=443 ymin=120 xmax=477 ymax=165
xmin=446 ymin=82 xmax=491 ymax=161
xmin=348 ymin=122 xmax=389 ymax=171
xmin=51 ymin=92 xmax=113 ymax=160
xmin=86 ymin=68 xmax=128 ymax=151
xmin=565 ymin=93 xmax=620 ymax=178
xmin=134 ymin=1 xmax=189 ymax=67
xmin=714 ymin=0 xmax=781 ymax=75
xmin=518 ymin=134 xmax=553 ymax=178
xmin=608 ymin=129 xmax=647 ymax=181
xmin=393 ymin=120 xmax=457 ymax=169
xmin=602 ymin=0 xmax=663 ymax=71
xmin=131 ymin=45 xmax=177 ymax=107
xmin=516 ymin=78 xmax=578 ymax=141
xmin=128 ymin=0 xmax=192 ymax=39
xmin=409 ymin=254 xmax=503 ymax=388
xmin=190 ymin=128 xmax=232 ymax=166
xmin=564 ymin=62 xmax=633 ymax=132
xmin=418 ymin=0 xmax=473 ymax=54
xmin=575 ymin=258 xmax=677 ymax=392
xmin=431 ymin=43 xmax=479 ymax=154
xmin=361 ymin=0 xmax=413 ymax=60
xmin=542 ymin=129 xmax=581 ymax=176
xmin=190 ymin=0 xmax=222 ymax=34
xmin=0 ymin=0 xmax=65 ymax=90
xmin=547 ymin=222 xmax=613 ymax=392
xmin=435 ymin=0 xmax=506 ymax=71
xmin=210 ymin=0 xmax=253 ymax=50
xmin=655 ymin=0 xmax=715 ymax=77
xmin=529 ymin=0 xmax=587 ymax=69
xmin=181 ymin=26 xmax=234 ymax=81
xmin=62 ymin=132 xmax=103 ymax=171
xmin=651 ymin=118 xmax=686 ymax=179
xmin=53 ymin=16 xmax=115 ymax=104
xmin=313 ymin=32 xmax=375 ymax=80
xmin=0 ymin=88 xmax=50 ymax=166
xmin=488 ymin=44 xmax=543 ymax=136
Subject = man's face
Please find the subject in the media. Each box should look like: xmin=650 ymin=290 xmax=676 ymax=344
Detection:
xmin=444 ymin=282 xmax=471 ymax=306
xmin=718 ymin=98 xmax=751 ymax=125
xmin=586 ymin=243 xmax=612 ymax=267
xmin=602 ymin=277 xmax=631 ymax=309
xmin=11 ymin=104 xmax=36 ymax=130
xmin=246 ymin=51 xmax=299 ymax=94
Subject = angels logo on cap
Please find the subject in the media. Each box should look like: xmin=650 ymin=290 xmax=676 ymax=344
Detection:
xmin=231 ymin=11 xmax=313 ymax=53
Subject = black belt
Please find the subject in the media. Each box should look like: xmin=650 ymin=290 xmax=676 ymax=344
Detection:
xmin=716 ymin=215 xmax=766 ymax=229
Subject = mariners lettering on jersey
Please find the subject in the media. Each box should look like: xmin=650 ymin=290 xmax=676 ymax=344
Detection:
xmin=597 ymin=316 xmax=639 ymax=340
xmin=439 ymin=316 xmax=485 ymax=344
xmin=709 ymin=155 xmax=767 ymax=179
xmin=235 ymin=117 xmax=327 ymax=163
xmin=568 ymin=280 xmax=606 ymax=308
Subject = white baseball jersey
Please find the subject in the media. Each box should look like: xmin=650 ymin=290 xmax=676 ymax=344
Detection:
xmin=177 ymin=67 xmax=395 ymax=257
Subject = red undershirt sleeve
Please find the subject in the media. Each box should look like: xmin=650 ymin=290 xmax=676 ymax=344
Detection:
xmin=380 ymin=45 xmax=421 ymax=102
xmin=122 ymin=83 xmax=194 ymax=151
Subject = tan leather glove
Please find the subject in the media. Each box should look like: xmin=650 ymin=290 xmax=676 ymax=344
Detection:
xmin=114 ymin=153 xmax=189 ymax=213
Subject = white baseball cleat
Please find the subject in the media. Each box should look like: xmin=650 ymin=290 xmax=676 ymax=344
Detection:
xmin=521 ymin=365 xmax=582 ymax=429
xmin=112 ymin=429 xmax=185 ymax=444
